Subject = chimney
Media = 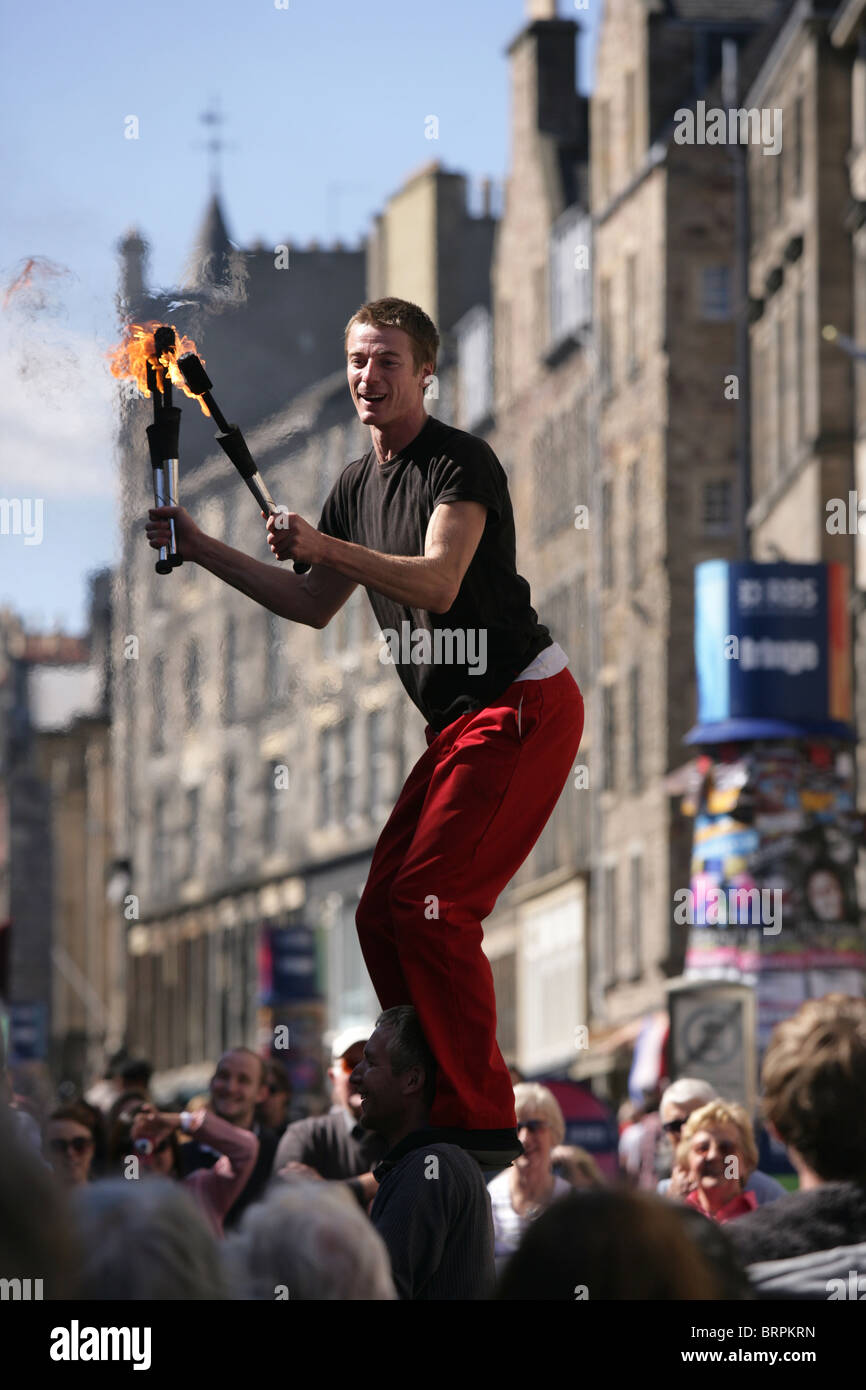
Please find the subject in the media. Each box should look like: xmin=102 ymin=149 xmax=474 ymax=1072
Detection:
xmin=117 ymin=228 xmax=148 ymax=304
xmin=508 ymin=10 xmax=581 ymax=143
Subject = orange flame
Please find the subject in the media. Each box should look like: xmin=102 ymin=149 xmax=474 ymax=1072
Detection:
xmin=108 ymin=321 xmax=210 ymax=415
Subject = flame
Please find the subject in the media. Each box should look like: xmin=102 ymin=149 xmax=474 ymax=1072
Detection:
xmin=3 ymin=255 xmax=72 ymax=311
xmin=108 ymin=321 xmax=210 ymax=415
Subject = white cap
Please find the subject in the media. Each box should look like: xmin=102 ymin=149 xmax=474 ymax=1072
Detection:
xmin=330 ymin=1024 xmax=374 ymax=1062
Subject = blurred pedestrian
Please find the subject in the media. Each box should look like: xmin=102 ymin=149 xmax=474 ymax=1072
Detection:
xmin=673 ymin=1100 xmax=759 ymax=1223
xmin=657 ymin=1077 xmax=784 ymax=1204
xmin=351 ymin=1006 xmax=495 ymax=1300
xmin=552 ymin=1143 xmax=605 ymax=1189
xmin=129 ymin=1102 xmax=258 ymax=1237
xmin=496 ymin=1188 xmax=743 ymax=1300
xmin=43 ymin=1102 xmax=99 ymax=1190
xmin=72 ymin=1178 xmax=229 ymax=1300
xmin=226 ymin=1181 xmax=396 ymax=1300
xmin=257 ymin=1058 xmax=292 ymax=1140
xmin=179 ymin=1048 xmax=277 ymax=1230
xmin=726 ymin=994 xmax=866 ymax=1298
xmin=486 ymin=1083 xmax=571 ymax=1272
xmin=272 ymin=1025 xmax=387 ymax=1207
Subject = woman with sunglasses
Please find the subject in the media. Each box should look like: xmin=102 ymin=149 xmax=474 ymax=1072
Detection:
xmin=487 ymin=1083 xmax=571 ymax=1273
xmin=43 ymin=1102 xmax=99 ymax=1189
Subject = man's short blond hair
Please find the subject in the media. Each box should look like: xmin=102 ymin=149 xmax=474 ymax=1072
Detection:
xmin=761 ymin=993 xmax=866 ymax=1181
xmin=676 ymin=1100 xmax=758 ymax=1177
xmin=344 ymin=297 xmax=439 ymax=375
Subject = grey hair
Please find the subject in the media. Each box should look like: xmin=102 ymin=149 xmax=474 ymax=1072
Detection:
xmin=226 ymin=1181 xmax=396 ymax=1300
xmin=514 ymin=1083 xmax=566 ymax=1147
xmin=661 ymin=1078 xmax=717 ymax=1118
xmin=72 ymin=1178 xmax=228 ymax=1300
xmin=376 ymin=1005 xmax=437 ymax=1107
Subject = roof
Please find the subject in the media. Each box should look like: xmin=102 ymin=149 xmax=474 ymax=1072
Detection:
xmin=652 ymin=0 xmax=784 ymax=20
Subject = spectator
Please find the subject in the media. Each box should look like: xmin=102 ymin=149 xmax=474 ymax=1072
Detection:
xmin=674 ymin=1100 xmax=759 ymax=1223
xmin=0 ymin=1104 xmax=79 ymax=1299
xmin=657 ymin=1077 xmax=785 ymax=1205
xmin=496 ymin=1188 xmax=745 ymax=1300
xmin=119 ymin=1057 xmax=152 ymax=1098
xmin=351 ymin=1005 xmax=495 ymax=1300
xmin=618 ymin=1089 xmax=665 ymax=1190
xmin=129 ymin=1102 xmax=258 ymax=1238
xmin=486 ymin=1083 xmax=571 ymax=1272
xmin=43 ymin=1102 xmax=99 ymax=1190
xmin=226 ymin=1181 xmax=396 ymax=1300
xmin=272 ymin=1025 xmax=387 ymax=1208
xmin=72 ymin=1178 xmax=229 ymax=1299
xmin=179 ymin=1048 xmax=278 ymax=1229
xmin=726 ymin=994 xmax=866 ymax=1298
xmin=552 ymin=1144 xmax=606 ymax=1189
xmin=257 ymin=1059 xmax=292 ymax=1140
xmin=84 ymin=1048 xmax=130 ymax=1116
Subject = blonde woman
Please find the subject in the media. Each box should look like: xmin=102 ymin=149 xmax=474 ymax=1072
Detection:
xmin=673 ymin=1100 xmax=759 ymax=1224
xmin=488 ymin=1083 xmax=570 ymax=1267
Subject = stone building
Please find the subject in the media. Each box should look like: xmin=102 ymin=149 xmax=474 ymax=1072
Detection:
xmin=0 ymin=571 xmax=118 ymax=1089
xmin=583 ymin=0 xmax=794 ymax=1077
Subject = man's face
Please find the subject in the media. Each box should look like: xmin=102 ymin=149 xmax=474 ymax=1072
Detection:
xmin=661 ymin=1101 xmax=694 ymax=1151
xmin=346 ymin=324 xmax=432 ymax=431
xmin=329 ymin=1041 xmax=366 ymax=1118
xmin=349 ymin=1026 xmax=409 ymax=1135
xmin=210 ymin=1050 xmax=267 ymax=1129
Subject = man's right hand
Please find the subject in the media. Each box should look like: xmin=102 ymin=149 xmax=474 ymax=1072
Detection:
xmin=146 ymin=504 xmax=204 ymax=562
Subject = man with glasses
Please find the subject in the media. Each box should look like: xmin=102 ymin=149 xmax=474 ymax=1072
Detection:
xmin=657 ymin=1077 xmax=785 ymax=1205
xmin=272 ymin=1026 xmax=387 ymax=1205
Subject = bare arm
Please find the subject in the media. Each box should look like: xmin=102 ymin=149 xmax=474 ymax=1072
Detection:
xmin=195 ymin=531 xmax=357 ymax=629
xmin=146 ymin=504 xmax=356 ymax=629
xmin=266 ymin=499 xmax=489 ymax=614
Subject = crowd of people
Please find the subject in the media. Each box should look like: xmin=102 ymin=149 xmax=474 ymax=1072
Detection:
xmin=2 ymin=993 xmax=864 ymax=1300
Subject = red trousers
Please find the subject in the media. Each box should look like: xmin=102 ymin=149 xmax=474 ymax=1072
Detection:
xmin=355 ymin=666 xmax=585 ymax=1130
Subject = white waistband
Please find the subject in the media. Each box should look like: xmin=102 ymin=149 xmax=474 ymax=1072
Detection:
xmin=513 ymin=641 xmax=569 ymax=682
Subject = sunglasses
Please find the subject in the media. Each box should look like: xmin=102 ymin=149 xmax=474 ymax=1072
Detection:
xmin=662 ymin=1119 xmax=684 ymax=1135
xmin=517 ymin=1119 xmax=547 ymax=1134
xmin=49 ymin=1136 xmax=93 ymax=1156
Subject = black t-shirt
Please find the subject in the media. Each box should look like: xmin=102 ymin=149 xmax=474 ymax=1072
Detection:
xmin=316 ymin=415 xmax=552 ymax=732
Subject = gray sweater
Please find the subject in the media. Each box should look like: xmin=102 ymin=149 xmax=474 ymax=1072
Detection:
xmin=371 ymin=1138 xmax=495 ymax=1300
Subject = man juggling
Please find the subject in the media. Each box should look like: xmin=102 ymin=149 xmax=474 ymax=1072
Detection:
xmin=147 ymin=297 xmax=584 ymax=1168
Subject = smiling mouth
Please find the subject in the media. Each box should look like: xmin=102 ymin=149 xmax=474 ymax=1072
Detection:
xmin=359 ymin=393 xmax=385 ymax=403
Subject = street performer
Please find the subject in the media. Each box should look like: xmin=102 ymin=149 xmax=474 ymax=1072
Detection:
xmin=147 ymin=297 xmax=584 ymax=1168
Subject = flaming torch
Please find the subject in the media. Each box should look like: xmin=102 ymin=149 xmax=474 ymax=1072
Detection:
xmin=176 ymin=352 xmax=310 ymax=574
xmin=110 ymin=321 xmax=204 ymax=575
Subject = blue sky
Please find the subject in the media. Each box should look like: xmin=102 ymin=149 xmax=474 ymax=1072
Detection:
xmin=0 ymin=0 xmax=599 ymax=633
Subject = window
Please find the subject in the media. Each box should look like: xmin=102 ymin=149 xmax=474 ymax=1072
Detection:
xmin=796 ymin=288 xmax=806 ymax=445
xmin=184 ymin=641 xmax=201 ymax=728
xmin=599 ymin=277 xmax=613 ymax=393
xmin=602 ymin=479 xmax=614 ymax=590
xmin=596 ymin=99 xmax=612 ymax=204
xmin=776 ymin=317 xmax=785 ymax=479
xmin=603 ymin=684 xmax=616 ymax=792
xmin=367 ymin=708 xmax=387 ymax=815
xmin=793 ymin=94 xmax=804 ymax=198
xmin=699 ymin=266 xmax=732 ymax=322
xmin=550 ymin=208 xmax=592 ymax=348
xmin=184 ymin=787 xmax=200 ymax=879
xmin=152 ymin=791 xmax=169 ymax=896
xmin=222 ymin=617 xmax=236 ymax=724
xmin=456 ymin=305 xmax=493 ymax=429
xmin=626 ymin=254 xmax=638 ymax=375
xmin=603 ymin=864 xmax=617 ymax=987
xmin=702 ymin=479 xmax=734 ymax=535
xmin=628 ymin=855 xmax=642 ymax=980
xmin=628 ymin=462 xmax=639 ymax=588
xmin=318 ymin=727 xmax=339 ymax=828
xmin=629 ymin=667 xmax=641 ymax=793
xmin=774 ymin=138 xmax=784 ymax=223
xmin=625 ymin=71 xmax=638 ymax=171
xmin=223 ymin=759 xmax=241 ymax=872
xmin=265 ymin=610 xmax=289 ymax=704
xmin=151 ymin=654 xmax=165 ymax=753
xmin=534 ymin=416 xmax=576 ymax=543
xmin=263 ymin=759 xmax=286 ymax=856
xmin=497 ymin=300 xmax=513 ymax=405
